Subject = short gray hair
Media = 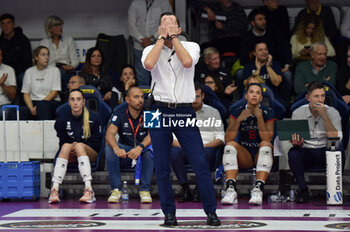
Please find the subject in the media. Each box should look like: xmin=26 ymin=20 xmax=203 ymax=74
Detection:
xmin=310 ymin=41 xmax=327 ymax=54
xmin=45 ymin=15 xmax=64 ymax=37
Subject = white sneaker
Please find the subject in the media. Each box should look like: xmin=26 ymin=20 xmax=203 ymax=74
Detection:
xmin=221 ymin=187 xmax=238 ymax=204
xmin=249 ymin=188 xmax=263 ymax=205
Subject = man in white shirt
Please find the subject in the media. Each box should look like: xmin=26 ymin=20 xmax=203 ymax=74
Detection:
xmin=142 ymin=12 xmax=220 ymax=227
xmin=128 ymin=0 xmax=172 ymax=86
xmin=0 ymin=48 xmax=16 ymax=120
xmin=288 ymin=81 xmax=342 ymax=203
xmin=171 ymin=83 xmax=224 ymax=202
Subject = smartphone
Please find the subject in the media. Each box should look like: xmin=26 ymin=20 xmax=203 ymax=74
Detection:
xmin=304 ymin=45 xmax=311 ymax=49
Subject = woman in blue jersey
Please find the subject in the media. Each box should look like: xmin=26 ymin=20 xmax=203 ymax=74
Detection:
xmin=221 ymin=83 xmax=276 ymax=205
xmin=48 ymin=89 xmax=102 ymax=204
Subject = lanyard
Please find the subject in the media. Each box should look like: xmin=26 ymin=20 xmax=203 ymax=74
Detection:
xmin=126 ymin=108 xmax=143 ymax=147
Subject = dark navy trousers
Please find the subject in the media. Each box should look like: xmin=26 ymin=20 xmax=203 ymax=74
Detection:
xmin=149 ymin=105 xmax=217 ymax=215
xmin=170 ymin=146 xmax=217 ymax=185
xmin=288 ymin=146 xmax=327 ymax=189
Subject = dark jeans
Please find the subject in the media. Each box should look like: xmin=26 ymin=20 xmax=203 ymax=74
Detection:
xmin=20 ymin=100 xmax=61 ymax=120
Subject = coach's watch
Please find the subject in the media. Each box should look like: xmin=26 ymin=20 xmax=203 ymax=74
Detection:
xmin=158 ymin=35 xmax=166 ymax=41
xmin=138 ymin=144 xmax=145 ymax=150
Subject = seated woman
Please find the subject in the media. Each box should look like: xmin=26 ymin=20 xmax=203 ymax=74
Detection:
xmin=111 ymin=65 xmax=137 ymax=109
xmin=39 ymin=15 xmax=79 ymax=93
xmin=204 ymin=75 xmax=230 ymax=108
xmin=290 ymin=14 xmax=335 ymax=65
xmin=80 ymin=47 xmax=113 ymax=106
xmin=221 ymin=83 xmax=276 ymax=205
xmin=48 ymin=89 xmax=103 ymax=204
xmin=20 ymin=46 xmax=61 ymax=120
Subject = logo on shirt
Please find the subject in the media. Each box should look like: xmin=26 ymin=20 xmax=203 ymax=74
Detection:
xmin=143 ymin=109 xmax=162 ymax=128
xmin=66 ymin=121 xmax=71 ymax=130
xmin=124 ymin=122 xmax=129 ymax=128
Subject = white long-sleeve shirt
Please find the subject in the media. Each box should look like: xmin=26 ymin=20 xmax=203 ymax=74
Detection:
xmin=128 ymin=0 xmax=172 ymax=51
xmin=141 ymin=41 xmax=200 ymax=103
xmin=39 ymin=36 xmax=79 ymax=69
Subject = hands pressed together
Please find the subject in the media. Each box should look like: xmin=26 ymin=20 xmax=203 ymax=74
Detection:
xmin=113 ymin=146 xmax=142 ymax=160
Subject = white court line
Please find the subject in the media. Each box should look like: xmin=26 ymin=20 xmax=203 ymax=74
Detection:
xmin=0 ymin=219 xmax=349 ymax=231
xmin=3 ymin=208 xmax=350 ymax=218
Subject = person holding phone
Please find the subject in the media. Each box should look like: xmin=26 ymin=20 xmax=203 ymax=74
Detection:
xmin=290 ymin=14 xmax=335 ymax=65
xmin=221 ymin=83 xmax=276 ymax=205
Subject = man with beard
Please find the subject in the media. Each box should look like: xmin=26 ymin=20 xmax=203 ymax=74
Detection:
xmin=237 ymin=8 xmax=291 ymax=99
xmin=105 ymin=87 xmax=154 ymax=204
xmin=294 ymin=42 xmax=337 ymax=96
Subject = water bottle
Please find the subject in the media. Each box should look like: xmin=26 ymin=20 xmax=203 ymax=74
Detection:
xmin=251 ymin=168 xmax=256 ymax=188
xmin=268 ymin=191 xmax=281 ymax=203
xmin=221 ymin=176 xmax=226 ymax=198
xmin=289 ymin=189 xmax=296 ymax=202
xmin=122 ymin=181 xmax=129 ymax=202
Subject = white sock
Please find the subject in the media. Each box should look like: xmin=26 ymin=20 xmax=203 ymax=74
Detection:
xmin=52 ymin=157 xmax=68 ymax=188
xmin=77 ymin=156 xmax=92 ymax=190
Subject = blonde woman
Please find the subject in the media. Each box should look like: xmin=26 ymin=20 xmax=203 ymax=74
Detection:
xmin=49 ymin=89 xmax=102 ymax=204
xmin=290 ymin=14 xmax=335 ymax=63
xmin=39 ymin=15 xmax=79 ymax=93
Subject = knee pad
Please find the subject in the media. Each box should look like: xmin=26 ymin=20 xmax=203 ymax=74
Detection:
xmin=223 ymin=145 xmax=238 ymax=171
xmin=256 ymin=146 xmax=273 ymax=173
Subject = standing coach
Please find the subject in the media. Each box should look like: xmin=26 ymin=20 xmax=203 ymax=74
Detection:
xmin=141 ymin=12 xmax=220 ymax=227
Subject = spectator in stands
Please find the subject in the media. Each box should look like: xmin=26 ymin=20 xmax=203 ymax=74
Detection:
xmin=293 ymin=0 xmax=338 ymax=44
xmin=199 ymin=0 xmax=248 ymax=54
xmin=204 ymin=75 xmax=229 ymax=108
xmin=128 ymin=0 xmax=172 ymax=86
xmin=61 ymin=75 xmax=86 ymax=103
xmin=260 ymin=0 xmax=290 ymax=39
xmin=40 ymin=15 xmax=79 ymax=94
xmin=105 ymin=87 xmax=154 ymax=204
xmin=171 ymin=83 xmax=224 ymax=202
xmin=294 ymin=42 xmax=337 ymax=96
xmin=0 ymin=47 xmax=16 ymax=120
xmin=48 ymin=89 xmax=103 ymax=204
xmin=238 ymin=8 xmax=292 ymax=98
xmin=221 ymin=83 xmax=276 ymax=205
xmin=336 ymin=46 xmax=350 ymax=105
xmin=68 ymin=75 xmax=86 ymax=92
xmin=336 ymin=8 xmax=350 ymax=67
xmin=291 ymin=14 xmax=335 ymax=65
xmin=111 ymin=65 xmax=137 ymax=108
xmin=195 ymin=47 xmax=238 ymax=105
xmin=0 ymin=13 xmax=32 ymax=105
xmin=20 ymin=46 xmax=61 ymax=120
xmin=80 ymin=47 xmax=113 ymax=106
xmin=243 ymin=74 xmax=265 ymax=89
xmin=288 ymin=81 xmax=342 ymax=203
xmin=242 ymin=42 xmax=288 ymax=107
